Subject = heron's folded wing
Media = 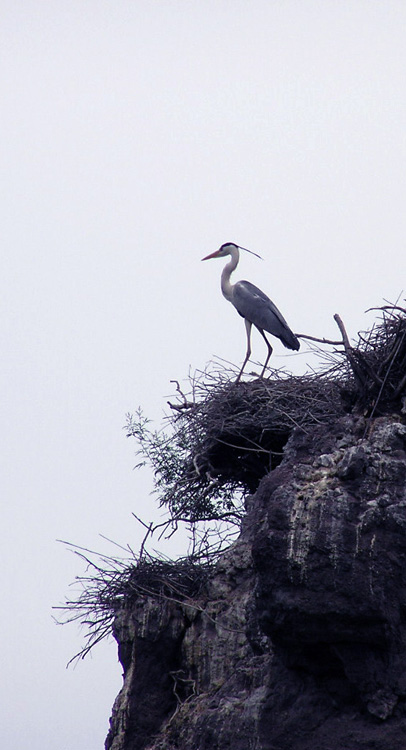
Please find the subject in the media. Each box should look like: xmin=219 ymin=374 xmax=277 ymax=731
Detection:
xmin=233 ymin=280 xmax=291 ymax=333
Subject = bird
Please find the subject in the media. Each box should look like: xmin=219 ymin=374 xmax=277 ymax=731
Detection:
xmin=202 ymin=242 xmax=300 ymax=381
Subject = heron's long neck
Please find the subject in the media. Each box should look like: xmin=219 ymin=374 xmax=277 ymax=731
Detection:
xmin=221 ymin=248 xmax=239 ymax=302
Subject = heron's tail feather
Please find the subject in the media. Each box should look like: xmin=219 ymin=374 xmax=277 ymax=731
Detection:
xmin=280 ymin=330 xmax=300 ymax=351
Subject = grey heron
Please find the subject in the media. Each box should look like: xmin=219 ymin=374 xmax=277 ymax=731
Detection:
xmin=202 ymin=242 xmax=300 ymax=381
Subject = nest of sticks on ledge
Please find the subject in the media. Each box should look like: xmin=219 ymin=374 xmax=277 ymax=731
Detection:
xmin=170 ymin=371 xmax=346 ymax=494
xmin=341 ymin=304 xmax=406 ymax=415
xmin=125 ymin=370 xmax=346 ymax=526
xmin=125 ymin=304 xmax=406 ymax=523
xmin=56 ymin=544 xmax=214 ymax=664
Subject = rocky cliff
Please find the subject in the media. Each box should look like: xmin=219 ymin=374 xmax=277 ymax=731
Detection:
xmin=103 ymin=309 xmax=406 ymax=750
xmin=105 ymin=409 xmax=406 ymax=750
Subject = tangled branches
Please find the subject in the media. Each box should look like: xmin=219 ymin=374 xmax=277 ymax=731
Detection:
xmin=56 ymin=541 xmax=214 ymax=665
xmin=126 ymin=303 xmax=406 ymax=525
xmin=126 ymin=366 xmax=346 ymax=523
xmin=349 ymin=305 xmax=406 ymax=415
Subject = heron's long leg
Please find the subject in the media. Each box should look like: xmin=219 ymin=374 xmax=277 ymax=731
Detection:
xmin=257 ymin=328 xmax=273 ymax=377
xmin=236 ymin=319 xmax=252 ymax=383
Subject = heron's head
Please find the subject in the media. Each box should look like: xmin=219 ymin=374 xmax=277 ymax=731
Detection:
xmin=201 ymin=242 xmax=261 ymax=261
xmin=201 ymin=242 xmax=239 ymax=261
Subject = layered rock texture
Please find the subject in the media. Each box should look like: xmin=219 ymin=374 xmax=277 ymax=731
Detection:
xmin=106 ymin=411 xmax=406 ymax=750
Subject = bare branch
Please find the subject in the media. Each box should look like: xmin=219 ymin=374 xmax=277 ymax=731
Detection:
xmin=296 ymin=333 xmax=343 ymax=346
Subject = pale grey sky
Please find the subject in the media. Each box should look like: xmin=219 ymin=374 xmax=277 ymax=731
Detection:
xmin=2 ymin=2 xmax=406 ymax=747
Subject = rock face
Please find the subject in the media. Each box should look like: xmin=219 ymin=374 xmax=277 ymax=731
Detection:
xmin=106 ymin=415 xmax=406 ymax=750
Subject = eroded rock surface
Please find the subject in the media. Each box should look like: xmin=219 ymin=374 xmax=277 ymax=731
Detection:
xmin=106 ymin=416 xmax=406 ymax=750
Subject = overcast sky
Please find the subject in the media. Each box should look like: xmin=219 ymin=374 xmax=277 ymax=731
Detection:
xmin=2 ymin=2 xmax=406 ymax=748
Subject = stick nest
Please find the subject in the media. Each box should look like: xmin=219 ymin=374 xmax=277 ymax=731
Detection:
xmin=347 ymin=305 xmax=406 ymax=413
xmin=183 ymin=373 xmax=345 ymax=492
xmin=125 ymin=304 xmax=406 ymax=523
xmin=56 ymin=546 xmax=213 ymax=664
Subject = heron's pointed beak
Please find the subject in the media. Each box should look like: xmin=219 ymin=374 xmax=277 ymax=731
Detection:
xmin=201 ymin=250 xmax=221 ymax=261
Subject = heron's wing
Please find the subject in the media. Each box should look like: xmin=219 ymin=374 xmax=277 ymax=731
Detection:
xmin=233 ymin=280 xmax=299 ymax=350
xmin=233 ymin=280 xmax=290 ymax=329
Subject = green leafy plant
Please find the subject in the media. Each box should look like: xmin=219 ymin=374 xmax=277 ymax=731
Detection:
xmin=125 ymin=402 xmax=245 ymax=524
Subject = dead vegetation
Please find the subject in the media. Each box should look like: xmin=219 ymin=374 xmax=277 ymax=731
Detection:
xmin=55 ymin=542 xmax=214 ymax=664
xmin=345 ymin=305 xmax=406 ymax=414
xmin=127 ymin=304 xmax=406 ymax=523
